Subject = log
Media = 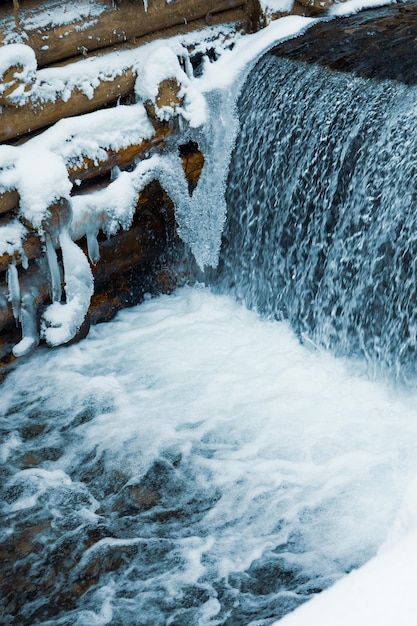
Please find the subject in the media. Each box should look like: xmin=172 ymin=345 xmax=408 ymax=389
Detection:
xmin=0 ymin=189 xmax=19 ymax=214
xmin=0 ymin=64 xmax=32 ymax=106
xmin=0 ymin=180 xmax=182 ymax=363
xmin=0 ymin=0 xmax=251 ymax=67
xmin=0 ymin=125 xmax=171 ymax=215
xmin=0 ymin=67 xmax=136 ymax=142
xmin=67 ymin=125 xmax=170 ymax=184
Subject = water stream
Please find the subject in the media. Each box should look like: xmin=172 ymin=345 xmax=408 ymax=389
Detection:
xmin=216 ymin=54 xmax=417 ymax=382
xmin=3 ymin=52 xmax=417 ymax=626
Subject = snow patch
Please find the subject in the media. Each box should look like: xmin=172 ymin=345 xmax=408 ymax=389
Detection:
xmin=328 ymin=0 xmax=396 ymax=16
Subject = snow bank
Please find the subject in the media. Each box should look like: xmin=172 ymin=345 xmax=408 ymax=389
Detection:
xmin=276 ymin=525 xmax=417 ymax=626
xmin=328 ymin=0 xmax=396 ymax=16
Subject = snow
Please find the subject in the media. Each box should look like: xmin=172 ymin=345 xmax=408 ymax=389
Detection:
xmin=28 ymin=103 xmax=155 ymax=169
xmin=0 ymin=0 xmax=108 ymax=45
xmin=0 ymin=220 xmax=27 ymax=258
xmin=275 ymin=509 xmax=417 ymax=625
xmin=0 ymin=43 xmax=36 ymax=101
xmin=14 ymin=147 xmax=72 ymax=230
xmin=328 ymin=0 xmax=396 ymax=16
xmin=135 ymin=45 xmax=207 ymax=127
xmin=260 ymin=0 xmax=296 ymax=18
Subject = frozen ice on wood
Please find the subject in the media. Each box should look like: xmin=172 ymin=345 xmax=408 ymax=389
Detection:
xmin=41 ymin=230 xmax=93 ymax=347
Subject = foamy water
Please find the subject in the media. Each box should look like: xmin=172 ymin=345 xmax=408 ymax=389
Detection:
xmin=2 ymin=286 xmax=417 ymax=625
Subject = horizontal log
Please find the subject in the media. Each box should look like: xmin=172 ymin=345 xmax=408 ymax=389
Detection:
xmin=0 ymin=67 xmax=136 ymax=142
xmin=0 ymin=189 xmax=19 ymax=214
xmin=0 ymin=180 xmax=181 ymax=364
xmin=0 ymin=0 xmax=250 ymax=67
xmin=0 ymin=125 xmax=171 ymax=216
xmin=68 ymin=125 xmax=170 ymax=184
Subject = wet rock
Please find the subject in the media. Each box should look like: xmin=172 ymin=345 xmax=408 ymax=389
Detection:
xmin=272 ymin=2 xmax=417 ymax=84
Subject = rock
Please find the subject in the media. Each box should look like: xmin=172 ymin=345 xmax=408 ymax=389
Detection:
xmin=272 ymin=2 xmax=417 ymax=84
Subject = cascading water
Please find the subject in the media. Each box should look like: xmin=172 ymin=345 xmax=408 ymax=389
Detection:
xmin=216 ymin=54 xmax=417 ymax=382
xmin=3 ymin=32 xmax=417 ymax=626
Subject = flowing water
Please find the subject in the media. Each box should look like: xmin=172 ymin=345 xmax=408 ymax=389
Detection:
xmin=217 ymin=55 xmax=417 ymax=381
xmin=3 ymin=54 xmax=417 ymax=626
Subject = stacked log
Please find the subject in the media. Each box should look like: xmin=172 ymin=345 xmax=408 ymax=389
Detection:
xmin=0 ymin=0 xmax=231 ymax=364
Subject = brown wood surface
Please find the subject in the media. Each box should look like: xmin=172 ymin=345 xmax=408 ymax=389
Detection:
xmin=0 ymin=67 xmax=136 ymax=142
xmin=0 ymin=0 xmax=250 ymax=67
xmin=0 ymin=125 xmax=170 ymax=215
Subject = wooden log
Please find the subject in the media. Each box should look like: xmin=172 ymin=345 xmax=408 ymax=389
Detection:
xmin=0 ymin=180 xmax=182 ymax=363
xmin=0 ymin=125 xmax=171 ymax=215
xmin=0 ymin=0 xmax=250 ymax=67
xmin=0 ymin=189 xmax=19 ymax=214
xmin=0 ymin=67 xmax=136 ymax=142
xmin=0 ymin=63 xmax=33 ymax=105
xmin=68 ymin=125 xmax=170 ymax=184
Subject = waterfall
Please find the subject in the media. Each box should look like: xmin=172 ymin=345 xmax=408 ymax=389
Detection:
xmin=216 ymin=54 xmax=417 ymax=381
xmin=4 ymin=33 xmax=417 ymax=626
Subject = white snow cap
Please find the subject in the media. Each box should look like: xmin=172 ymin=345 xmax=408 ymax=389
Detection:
xmin=135 ymin=45 xmax=207 ymax=127
xmin=15 ymin=147 xmax=72 ymax=229
xmin=0 ymin=43 xmax=37 ymax=79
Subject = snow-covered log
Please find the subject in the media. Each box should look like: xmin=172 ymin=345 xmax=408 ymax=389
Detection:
xmin=0 ymin=43 xmax=36 ymax=106
xmin=0 ymin=0 xmax=253 ymax=67
xmin=0 ymin=67 xmax=137 ymax=142
xmin=0 ymin=126 xmax=170 ymax=216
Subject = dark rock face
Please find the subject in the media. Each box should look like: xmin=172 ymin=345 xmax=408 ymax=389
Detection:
xmin=272 ymin=1 xmax=417 ymax=84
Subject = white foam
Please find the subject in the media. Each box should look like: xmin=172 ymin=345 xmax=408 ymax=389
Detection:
xmin=3 ymin=287 xmax=417 ymax=623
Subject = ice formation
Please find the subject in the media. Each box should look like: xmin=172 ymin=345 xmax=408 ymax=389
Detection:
xmin=41 ymin=230 xmax=94 ymax=347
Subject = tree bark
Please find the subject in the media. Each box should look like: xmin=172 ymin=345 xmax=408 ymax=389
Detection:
xmin=0 ymin=67 xmax=136 ymax=142
xmin=0 ymin=0 xmax=249 ymax=67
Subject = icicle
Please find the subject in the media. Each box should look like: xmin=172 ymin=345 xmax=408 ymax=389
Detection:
xmin=7 ymin=263 xmax=20 ymax=321
xmin=20 ymin=249 xmax=29 ymax=270
xmin=87 ymin=229 xmax=100 ymax=265
xmin=110 ymin=166 xmax=121 ymax=182
xmin=41 ymin=230 xmax=93 ymax=347
xmin=143 ymin=0 xmax=148 ymax=11
xmin=45 ymin=235 xmax=62 ymax=302
xmin=12 ymin=292 xmax=39 ymax=357
xmin=183 ymin=54 xmax=194 ymax=79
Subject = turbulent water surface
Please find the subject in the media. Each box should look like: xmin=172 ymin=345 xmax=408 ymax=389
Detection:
xmin=4 ymin=50 xmax=417 ymax=626
xmin=2 ymin=287 xmax=417 ymax=625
